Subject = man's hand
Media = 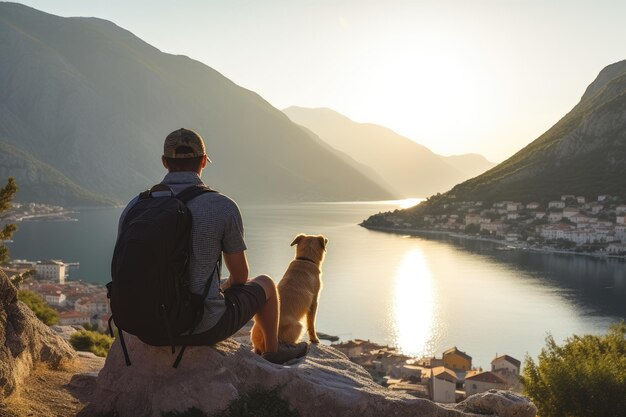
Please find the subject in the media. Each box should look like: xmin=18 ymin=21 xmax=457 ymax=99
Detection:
xmin=223 ymin=251 xmax=249 ymax=286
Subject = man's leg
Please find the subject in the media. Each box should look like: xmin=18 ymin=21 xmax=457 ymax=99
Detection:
xmin=249 ymin=274 xmax=278 ymax=353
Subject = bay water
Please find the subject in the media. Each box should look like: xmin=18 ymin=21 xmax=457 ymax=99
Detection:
xmin=7 ymin=200 xmax=625 ymax=368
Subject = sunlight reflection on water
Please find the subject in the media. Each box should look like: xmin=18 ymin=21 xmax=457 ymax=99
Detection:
xmin=391 ymin=249 xmax=442 ymax=357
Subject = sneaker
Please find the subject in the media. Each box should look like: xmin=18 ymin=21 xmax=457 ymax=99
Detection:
xmin=262 ymin=342 xmax=309 ymax=364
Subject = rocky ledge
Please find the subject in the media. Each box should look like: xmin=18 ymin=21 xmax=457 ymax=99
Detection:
xmin=0 ymin=273 xmax=76 ymax=400
xmin=83 ymin=334 xmax=536 ymax=417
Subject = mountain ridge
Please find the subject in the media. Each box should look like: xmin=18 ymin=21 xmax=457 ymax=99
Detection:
xmin=0 ymin=2 xmax=396 ymax=206
xmin=283 ymin=106 xmax=495 ymax=198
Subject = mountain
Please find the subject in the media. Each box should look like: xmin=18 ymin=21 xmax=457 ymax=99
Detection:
xmin=0 ymin=140 xmax=116 ymax=206
xmin=283 ymin=106 xmax=495 ymax=198
xmin=0 ymin=3 xmax=396 ymax=206
xmin=434 ymin=59 xmax=626 ymax=203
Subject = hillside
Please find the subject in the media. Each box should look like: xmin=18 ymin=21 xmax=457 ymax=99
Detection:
xmin=0 ymin=141 xmax=116 ymax=206
xmin=0 ymin=3 xmax=396 ymax=205
xmin=363 ymin=58 xmax=626 ymax=225
xmin=438 ymin=59 xmax=626 ymax=203
xmin=283 ymin=106 xmax=495 ymax=198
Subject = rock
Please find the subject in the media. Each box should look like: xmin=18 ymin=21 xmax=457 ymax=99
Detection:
xmin=83 ymin=333 xmax=535 ymax=417
xmin=50 ymin=325 xmax=82 ymax=342
xmin=455 ymin=390 xmax=537 ymax=417
xmin=0 ymin=273 xmax=76 ymax=399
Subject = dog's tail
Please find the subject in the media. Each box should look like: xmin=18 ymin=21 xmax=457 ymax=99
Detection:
xmin=278 ymin=317 xmax=304 ymax=343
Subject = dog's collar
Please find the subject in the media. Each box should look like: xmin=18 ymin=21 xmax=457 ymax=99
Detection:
xmin=296 ymin=256 xmax=317 ymax=265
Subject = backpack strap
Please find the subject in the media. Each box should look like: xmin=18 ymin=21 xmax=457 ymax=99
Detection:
xmin=175 ymin=184 xmax=216 ymax=203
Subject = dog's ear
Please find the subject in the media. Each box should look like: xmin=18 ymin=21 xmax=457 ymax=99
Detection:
xmin=318 ymin=236 xmax=328 ymax=250
xmin=291 ymin=234 xmax=305 ymax=246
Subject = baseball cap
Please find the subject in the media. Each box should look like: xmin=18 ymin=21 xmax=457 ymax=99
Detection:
xmin=163 ymin=128 xmax=211 ymax=162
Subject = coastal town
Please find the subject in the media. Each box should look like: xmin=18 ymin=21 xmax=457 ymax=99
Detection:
xmin=365 ymin=194 xmax=626 ymax=256
xmin=2 ymin=258 xmax=522 ymax=405
xmin=0 ymin=202 xmax=77 ymax=222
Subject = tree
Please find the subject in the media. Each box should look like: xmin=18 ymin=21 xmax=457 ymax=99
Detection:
xmin=17 ymin=290 xmax=60 ymax=325
xmin=0 ymin=177 xmax=18 ymax=265
xmin=521 ymin=322 xmax=626 ymax=417
xmin=0 ymin=177 xmax=31 ymax=287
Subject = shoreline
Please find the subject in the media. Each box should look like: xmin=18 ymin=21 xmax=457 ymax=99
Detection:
xmin=360 ymin=224 xmax=626 ymax=261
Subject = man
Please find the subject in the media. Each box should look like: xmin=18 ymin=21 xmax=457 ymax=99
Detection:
xmin=118 ymin=128 xmax=308 ymax=364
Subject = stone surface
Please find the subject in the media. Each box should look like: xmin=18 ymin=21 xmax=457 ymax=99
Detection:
xmin=0 ymin=273 xmax=76 ymax=399
xmin=83 ymin=333 xmax=535 ymax=417
xmin=455 ymin=390 xmax=537 ymax=417
xmin=50 ymin=325 xmax=84 ymax=342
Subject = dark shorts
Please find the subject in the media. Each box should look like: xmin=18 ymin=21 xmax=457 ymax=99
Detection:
xmin=180 ymin=281 xmax=266 ymax=346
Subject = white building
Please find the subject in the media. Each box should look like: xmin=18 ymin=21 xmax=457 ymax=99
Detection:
xmin=526 ymin=202 xmax=540 ymax=210
xmin=548 ymin=212 xmax=563 ymax=223
xmin=562 ymin=207 xmax=579 ymax=218
xmin=590 ymin=204 xmax=604 ymax=214
xmin=561 ymin=195 xmax=575 ymax=201
xmin=35 ymin=260 xmax=67 ymax=284
xmin=548 ymin=201 xmax=565 ymax=209
xmin=465 ymin=371 xmax=507 ymax=396
xmin=491 ymin=355 xmax=521 ymax=375
xmin=428 ymin=367 xmax=457 ymax=403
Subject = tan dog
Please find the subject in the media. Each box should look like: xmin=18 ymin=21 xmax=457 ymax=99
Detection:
xmin=251 ymin=234 xmax=327 ymax=353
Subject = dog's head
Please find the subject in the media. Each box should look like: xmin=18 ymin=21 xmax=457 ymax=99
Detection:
xmin=291 ymin=234 xmax=328 ymax=265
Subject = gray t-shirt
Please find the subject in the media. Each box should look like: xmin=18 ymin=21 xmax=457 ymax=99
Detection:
xmin=118 ymin=171 xmax=247 ymax=333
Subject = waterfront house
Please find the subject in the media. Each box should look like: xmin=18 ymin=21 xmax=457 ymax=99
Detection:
xmin=34 ymin=259 xmax=67 ymax=284
xmin=607 ymin=243 xmax=626 ymax=254
xmin=465 ymin=371 xmax=507 ymax=396
xmin=465 ymin=213 xmax=482 ymax=226
xmin=480 ymin=222 xmax=505 ymax=233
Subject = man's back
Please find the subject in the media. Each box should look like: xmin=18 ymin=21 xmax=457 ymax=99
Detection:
xmin=118 ymin=171 xmax=246 ymax=333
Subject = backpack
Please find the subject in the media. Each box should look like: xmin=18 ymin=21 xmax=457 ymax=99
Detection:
xmin=107 ymin=183 xmax=218 ymax=368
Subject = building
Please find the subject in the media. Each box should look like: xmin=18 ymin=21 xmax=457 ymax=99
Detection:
xmin=491 ymin=355 xmax=521 ymax=375
xmin=590 ymin=204 xmax=604 ymax=214
xmin=548 ymin=201 xmax=565 ymax=209
xmin=75 ymin=294 xmax=110 ymax=315
xmin=442 ymin=347 xmax=472 ymax=371
xmin=547 ymin=212 xmax=563 ymax=223
xmin=425 ymin=367 xmax=457 ymax=403
xmin=59 ymin=310 xmax=91 ymax=326
xmin=576 ymin=196 xmax=586 ymax=204
xmin=333 ymin=339 xmax=384 ymax=358
xmin=562 ymin=208 xmax=579 ymax=218
xmin=34 ymin=259 xmax=67 ymax=284
xmin=465 ymin=371 xmax=507 ymax=396
xmin=480 ymin=222 xmax=505 ymax=233
xmin=465 ymin=213 xmax=482 ymax=226
xmin=561 ymin=195 xmax=575 ymax=201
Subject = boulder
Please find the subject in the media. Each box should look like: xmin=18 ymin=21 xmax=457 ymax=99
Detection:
xmin=84 ymin=333 xmax=536 ymax=417
xmin=455 ymin=390 xmax=537 ymax=417
xmin=0 ymin=273 xmax=76 ymax=399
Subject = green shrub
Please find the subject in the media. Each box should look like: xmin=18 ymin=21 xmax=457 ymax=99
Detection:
xmin=521 ymin=322 xmax=626 ymax=417
xmin=70 ymin=329 xmax=113 ymax=357
xmin=17 ymin=289 xmax=59 ymax=325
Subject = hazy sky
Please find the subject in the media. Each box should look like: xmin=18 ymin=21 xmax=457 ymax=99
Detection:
xmin=15 ymin=0 xmax=626 ymax=162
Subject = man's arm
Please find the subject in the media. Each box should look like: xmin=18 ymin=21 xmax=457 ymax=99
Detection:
xmin=221 ymin=251 xmax=249 ymax=290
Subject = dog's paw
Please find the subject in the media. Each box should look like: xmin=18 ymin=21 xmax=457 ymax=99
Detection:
xmin=310 ymin=336 xmax=320 ymax=344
